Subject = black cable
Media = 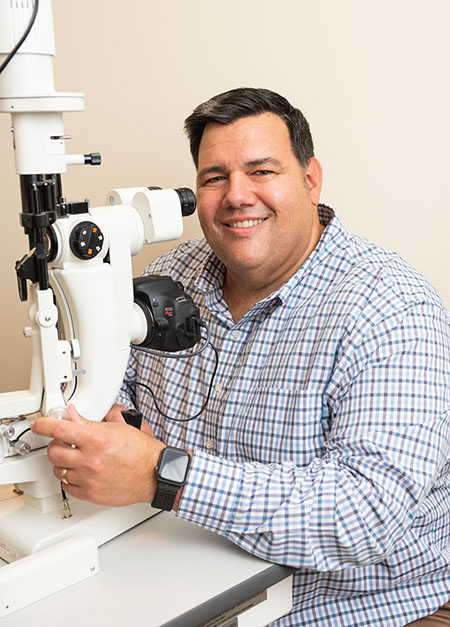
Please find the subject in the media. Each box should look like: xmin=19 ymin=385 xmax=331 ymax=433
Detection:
xmin=0 ymin=0 xmax=40 ymax=75
xmin=10 ymin=427 xmax=31 ymax=444
xmin=60 ymin=483 xmax=72 ymax=517
xmin=124 ymin=340 xmax=219 ymax=423
xmin=130 ymin=320 xmax=210 ymax=359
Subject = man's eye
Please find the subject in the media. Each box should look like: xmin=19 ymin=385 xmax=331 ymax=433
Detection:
xmin=204 ymin=176 xmax=226 ymax=185
xmin=253 ymin=170 xmax=273 ymax=176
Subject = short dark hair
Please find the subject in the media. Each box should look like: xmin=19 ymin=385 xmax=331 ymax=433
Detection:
xmin=184 ymin=87 xmax=314 ymax=169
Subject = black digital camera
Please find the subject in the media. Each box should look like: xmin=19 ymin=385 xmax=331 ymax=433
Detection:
xmin=132 ymin=275 xmax=202 ymax=352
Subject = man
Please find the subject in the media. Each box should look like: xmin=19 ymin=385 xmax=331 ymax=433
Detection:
xmin=32 ymin=88 xmax=450 ymax=626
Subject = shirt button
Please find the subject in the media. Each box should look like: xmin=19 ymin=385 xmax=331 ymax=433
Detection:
xmin=215 ymin=383 xmax=222 ymax=394
xmin=231 ymin=330 xmax=240 ymax=340
xmin=205 ymin=439 xmax=214 ymax=450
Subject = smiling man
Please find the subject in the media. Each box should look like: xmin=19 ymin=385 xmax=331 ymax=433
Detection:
xmin=195 ymin=111 xmax=324 ymax=320
xmin=32 ymin=88 xmax=450 ymax=626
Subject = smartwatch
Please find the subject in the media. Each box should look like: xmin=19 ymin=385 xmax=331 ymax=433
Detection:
xmin=151 ymin=446 xmax=191 ymax=511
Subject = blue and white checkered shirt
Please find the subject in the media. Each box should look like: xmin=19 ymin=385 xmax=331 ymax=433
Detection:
xmin=117 ymin=206 xmax=450 ymax=626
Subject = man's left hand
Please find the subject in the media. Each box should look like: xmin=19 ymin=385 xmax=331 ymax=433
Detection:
xmin=30 ymin=404 xmax=166 ymax=507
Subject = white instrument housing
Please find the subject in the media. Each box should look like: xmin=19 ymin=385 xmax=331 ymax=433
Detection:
xmin=0 ymin=2 xmax=192 ymax=607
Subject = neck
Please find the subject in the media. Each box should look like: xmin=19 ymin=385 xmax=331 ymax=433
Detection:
xmin=223 ymin=275 xmax=271 ymax=322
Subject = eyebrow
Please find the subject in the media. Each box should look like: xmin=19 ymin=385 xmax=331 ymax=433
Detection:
xmin=245 ymin=157 xmax=283 ymax=169
xmin=197 ymin=164 xmax=228 ymax=179
xmin=197 ymin=157 xmax=283 ymax=179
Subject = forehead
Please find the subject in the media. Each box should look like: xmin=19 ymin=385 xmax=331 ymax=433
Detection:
xmin=197 ymin=113 xmax=293 ymax=167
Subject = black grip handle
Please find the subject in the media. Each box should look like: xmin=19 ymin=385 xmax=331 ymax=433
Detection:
xmin=121 ymin=409 xmax=143 ymax=430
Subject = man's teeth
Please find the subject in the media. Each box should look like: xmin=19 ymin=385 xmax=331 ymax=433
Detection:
xmin=228 ymin=218 xmax=265 ymax=228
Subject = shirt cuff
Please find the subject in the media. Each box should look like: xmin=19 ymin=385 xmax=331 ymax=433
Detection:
xmin=176 ymin=450 xmax=244 ymax=534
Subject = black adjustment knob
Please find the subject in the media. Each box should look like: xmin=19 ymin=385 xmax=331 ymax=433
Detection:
xmin=69 ymin=221 xmax=104 ymax=260
xmin=84 ymin=153 xmax=102 ymax=165
xmin=155 ymin=317 xmax=170 ymax=331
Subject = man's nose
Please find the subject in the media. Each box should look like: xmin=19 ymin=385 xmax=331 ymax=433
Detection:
xmin=223 ymin=172 xmax=256 ymax=208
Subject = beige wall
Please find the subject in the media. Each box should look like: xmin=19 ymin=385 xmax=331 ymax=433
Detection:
xmin=1 ymin=0 xmax=449 ymax=393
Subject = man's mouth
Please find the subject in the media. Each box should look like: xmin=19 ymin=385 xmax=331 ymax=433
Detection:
xmin=226 ymin=218 xmax=267 ymax=228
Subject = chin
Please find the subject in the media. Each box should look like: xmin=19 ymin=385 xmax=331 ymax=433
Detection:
xmin=226 ymin=259 xmax=265 ymax=275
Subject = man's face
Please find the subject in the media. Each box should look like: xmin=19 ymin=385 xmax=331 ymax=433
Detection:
xmin=196 ymin=112 xmax=323 ymax=294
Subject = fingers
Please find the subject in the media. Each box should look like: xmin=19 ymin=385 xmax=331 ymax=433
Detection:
xmin=54 ymin=470 xmax=82 ymax=500
xmin=31 ymin=414 xmax=86 ymax=448
xmin=103 ymin=403 xmax=128 ymax=424
xmin=65 ymin=404 xmax=88 ymax=424
xmin=47 ymin=440 xmax=81 ymax=467
xmin=55 ymin=465 xmax=79 ymax=487
xmin=33 ymin=403 xmax=161 ymax=507
xmin=31 ymin=404 xmax=89 ymax=447
xmin=141 ymin=421 xmax=155 ymax=437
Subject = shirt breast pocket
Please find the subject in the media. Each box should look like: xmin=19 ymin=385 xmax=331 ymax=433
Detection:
xmin=227 ymin=386 xmax=329 ymax=465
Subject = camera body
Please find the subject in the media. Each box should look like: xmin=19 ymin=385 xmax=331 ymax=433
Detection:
xmin=133 ymin=275 xmax=201 ymax=352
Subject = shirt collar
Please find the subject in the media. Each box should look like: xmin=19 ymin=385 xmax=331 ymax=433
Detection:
xmin=273 ymin=204 xmax=345 ymax=305
xmin=194 ymin=249 xmax=226 ymax=295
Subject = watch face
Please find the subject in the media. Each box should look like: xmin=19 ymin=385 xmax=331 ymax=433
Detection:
xmin=159 ymin=448 xmax=190 ymax=483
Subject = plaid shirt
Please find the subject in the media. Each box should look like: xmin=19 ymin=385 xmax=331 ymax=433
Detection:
xmin=117 ymin=206 xmax=450 ymax=626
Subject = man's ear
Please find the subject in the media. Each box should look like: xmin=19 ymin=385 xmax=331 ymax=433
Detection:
xmin=305 ymin=157 xmax=323 ymax=206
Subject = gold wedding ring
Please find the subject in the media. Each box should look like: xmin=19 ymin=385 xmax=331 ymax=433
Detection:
xmin=61 ymin=467 xmax=69 ymax=485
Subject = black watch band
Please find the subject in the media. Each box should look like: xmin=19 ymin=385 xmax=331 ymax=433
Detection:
xmin=152 ymin=482 xmax=180 ymax=511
